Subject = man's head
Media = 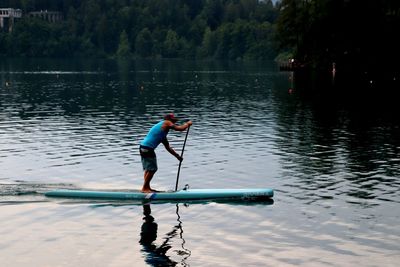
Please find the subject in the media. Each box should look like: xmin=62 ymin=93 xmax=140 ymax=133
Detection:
xmin=164 ymin=113 xmax=178 ymax=123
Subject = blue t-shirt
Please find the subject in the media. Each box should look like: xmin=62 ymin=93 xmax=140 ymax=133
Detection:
xmin=140 ymin=120 xmax=168 ymax=149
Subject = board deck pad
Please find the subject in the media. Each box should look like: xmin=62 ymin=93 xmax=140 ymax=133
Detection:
xmin=45 ymin=188 xmax=274 ymax=200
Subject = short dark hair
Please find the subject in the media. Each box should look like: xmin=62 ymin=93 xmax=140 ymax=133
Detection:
xmin=164 ymin=113 xmax=178 ymax=122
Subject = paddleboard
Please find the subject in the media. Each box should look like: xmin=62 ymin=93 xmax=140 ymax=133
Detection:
xmin=45 ymin=188 xmax=273 ymax=200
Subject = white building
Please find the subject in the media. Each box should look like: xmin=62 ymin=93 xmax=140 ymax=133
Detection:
xmin=0 ymin=8 xmax=22 ymax=32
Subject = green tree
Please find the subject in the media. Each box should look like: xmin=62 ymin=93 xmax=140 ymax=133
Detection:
xmin=163 ymin=29 xmax=179 ymax=58
xmin=202 ymin=0 xmax=223 ymax=30
xmin=0 ymin=33 xmax=10 ymax=56
xmin=116 ymin=30 xmax=132 ymax=58
xmin=214 ymin=24 xmax=232 ymax=59
xmin=199 ymin=27 xmax=217 ymax=58
xmin=275 ymin=0 xmax=300 ymax=54
xmin=135 ymin=28 xmax=153 ymax=57
xmin=66 ymin=6 xmax=80 ymax=36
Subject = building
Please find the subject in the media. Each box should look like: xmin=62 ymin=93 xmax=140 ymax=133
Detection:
xmin=0 ymin=8 xmax=22 ymax=32
xmin=29 ymin=10 xmax=63 ymax=23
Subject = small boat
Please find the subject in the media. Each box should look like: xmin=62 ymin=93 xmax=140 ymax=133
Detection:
xmin=45 ymin=188 xmax=274 ymax=201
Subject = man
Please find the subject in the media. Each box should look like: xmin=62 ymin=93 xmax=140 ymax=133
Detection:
xmin=139 ymin=113 xmax=192 ymax=193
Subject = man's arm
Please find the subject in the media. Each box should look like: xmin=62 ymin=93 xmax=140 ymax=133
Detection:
xmin=163 ymin=120 xmax=192 ymax=132
xmin=162 ymin=139 xmax=182 ymax=161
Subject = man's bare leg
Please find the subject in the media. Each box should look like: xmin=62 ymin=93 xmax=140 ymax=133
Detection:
xmin=141 ymin=170 xmax=156 ymax=193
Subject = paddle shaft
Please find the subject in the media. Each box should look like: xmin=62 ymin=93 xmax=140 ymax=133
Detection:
xmin=175 ymin=125 xmax=190 ymax=191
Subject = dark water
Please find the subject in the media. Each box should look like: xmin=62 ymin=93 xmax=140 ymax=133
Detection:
xmin=1 ymin=58 xmax=399 ymax=266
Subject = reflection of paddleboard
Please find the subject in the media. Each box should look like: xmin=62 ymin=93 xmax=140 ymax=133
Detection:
xmin=45 ymin=188 xmax=274 ymax=200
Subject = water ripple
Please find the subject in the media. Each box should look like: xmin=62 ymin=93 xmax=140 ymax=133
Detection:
xmin=1 ymin=59 xmax=399 ymax=266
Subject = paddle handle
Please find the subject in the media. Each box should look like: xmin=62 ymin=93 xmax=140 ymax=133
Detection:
xmin=175 ymin=125 xmax=190 ymax=191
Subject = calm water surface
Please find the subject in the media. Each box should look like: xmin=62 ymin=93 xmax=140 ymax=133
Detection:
xmin=1 ymin=59 xmax=399 ymax=267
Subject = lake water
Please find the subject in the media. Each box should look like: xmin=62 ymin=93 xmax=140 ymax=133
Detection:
xmin=1 ymin=58 xmax=399 ymax=267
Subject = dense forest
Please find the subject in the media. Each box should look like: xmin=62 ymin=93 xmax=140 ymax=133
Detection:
xmin=1 ymin=0 xmax=399 ymax=83
xmin=277 ymin=0 xmax=400 ymax=80
xmin=0 ymin=0 xmax=279 ymax=60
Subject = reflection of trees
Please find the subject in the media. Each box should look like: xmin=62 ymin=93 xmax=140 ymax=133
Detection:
xmin=139 ymin=204 xmax=191 ymax=266
xmin=272 ymin=74 xmax=400 ymax=200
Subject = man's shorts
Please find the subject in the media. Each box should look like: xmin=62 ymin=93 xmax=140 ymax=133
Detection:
xmin=139 ymin=146 xmax=158 ymax=172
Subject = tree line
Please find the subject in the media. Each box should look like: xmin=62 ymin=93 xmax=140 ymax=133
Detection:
xmin=0 ymin=0 xmax=279 ymax=60
xmin=1 ymin=0 xmax=399 ymax=80
xmin=276 ymin=0 xmax=400 ymax=77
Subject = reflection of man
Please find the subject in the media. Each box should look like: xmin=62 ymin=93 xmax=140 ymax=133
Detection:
xmin=140 ymin=204 xmax=158 ymax=245
xmin=139 ymin=204 xmax=177 ymax=266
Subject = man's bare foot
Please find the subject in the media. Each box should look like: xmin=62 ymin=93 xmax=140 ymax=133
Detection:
xmin=141 ymin=188 xmax=158 ymax=193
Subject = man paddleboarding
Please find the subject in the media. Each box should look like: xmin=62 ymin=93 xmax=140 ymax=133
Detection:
xmin=139 ymin=114 xmax=192 ymax=193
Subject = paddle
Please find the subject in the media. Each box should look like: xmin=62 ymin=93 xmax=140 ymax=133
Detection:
xmin=175 ymin=125 xmax=190 ymax=191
